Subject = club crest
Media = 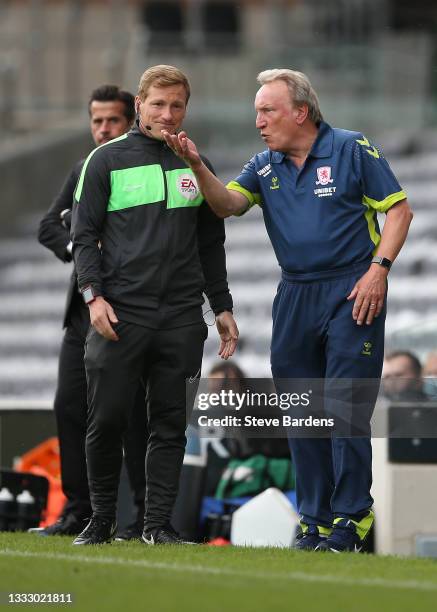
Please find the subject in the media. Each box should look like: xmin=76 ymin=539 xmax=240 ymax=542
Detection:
xmin=316 ymin=166 xmax=333 ymax=186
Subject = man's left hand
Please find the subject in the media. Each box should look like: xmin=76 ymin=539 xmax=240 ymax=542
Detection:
xmin=216 ymin=311 xmax=239 ymax=359
xmin=347 ymin=265 xmax=388 ymax=325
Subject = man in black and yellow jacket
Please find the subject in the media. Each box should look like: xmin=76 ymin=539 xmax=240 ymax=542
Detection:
xmin=71 ymin=65 xmax=238 ymax=545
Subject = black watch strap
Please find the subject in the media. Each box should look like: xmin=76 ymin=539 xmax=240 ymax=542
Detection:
xmin=371 ymin=255 xmax=392 ymax=270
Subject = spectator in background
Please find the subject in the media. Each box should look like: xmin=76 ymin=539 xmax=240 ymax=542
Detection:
xmin=36 ymin=85 xmax=147 ymax=540
xmin=208 ymin=361 xmax=246 ymax=404
xmin=207 ymin=361 xmax=293 ymax=481
xmin=382 ymin=350 xmax=427 ymax=401
xmin=208 ymin=361 xmax=252 ymax=459
xmin=423 ymin=351 xmax=437 ymax=399
xmin=203 ymin=362 xmax=294 ymax=545
xmin=423 ymin=351 xmax=437 ymax=378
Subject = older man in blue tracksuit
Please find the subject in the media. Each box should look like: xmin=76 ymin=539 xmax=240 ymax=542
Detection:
xmin=163 ymin=68 xmax=413 ymax=552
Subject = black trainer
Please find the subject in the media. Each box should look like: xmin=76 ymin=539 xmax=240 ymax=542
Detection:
xmin=294 ymin=524 xmax=327 ymax=551
xmin=28 ymin=514 xmax=89 ymax=537
xmin=142 ymin=523 xmax=196 ymax=545
xmin=72 ymin=516 xmax=117 ymax=545
xmin=115 ymin=520 xmax=143 ymax=542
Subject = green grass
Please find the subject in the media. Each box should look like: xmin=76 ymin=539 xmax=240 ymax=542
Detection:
xmin=1 ymin=533 xmax=437 ymax=612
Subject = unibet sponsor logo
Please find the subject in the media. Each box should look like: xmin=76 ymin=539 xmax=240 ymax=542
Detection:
xmin=177 ymin=173 xmax=199 ymax=200
xmin=257 ymin=163 xmax=272 ymax=177
xmin=362 ymin=341 xmax=372 ymax=356
xmin=314 ymin=187 xmax=337 ymax=198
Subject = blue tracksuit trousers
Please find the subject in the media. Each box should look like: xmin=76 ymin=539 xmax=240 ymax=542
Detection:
xmin=270 ymin=261 xmax=385 ymax=527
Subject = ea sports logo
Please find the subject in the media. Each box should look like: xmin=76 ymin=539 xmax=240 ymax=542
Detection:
xmin=177 ymin=173 xmax=199 ymax=200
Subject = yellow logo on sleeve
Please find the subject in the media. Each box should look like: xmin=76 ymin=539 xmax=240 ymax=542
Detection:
xmin=356 ymin=136 xmax=380 ymax=159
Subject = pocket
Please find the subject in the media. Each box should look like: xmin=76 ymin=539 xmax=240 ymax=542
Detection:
xmin=85 ymin=324 xmax=95 ymax=343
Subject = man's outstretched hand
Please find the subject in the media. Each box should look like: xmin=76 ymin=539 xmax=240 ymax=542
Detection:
xmin=216 ymin=311 xmax=239 ymax=360
xmin=161 ymin=130 xmax=202 ymax=171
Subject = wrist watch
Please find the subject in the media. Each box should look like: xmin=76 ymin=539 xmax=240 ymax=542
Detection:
xmin=371 ymin=255 xmax=392 ymax=270
xmin=81 ymin=285 xmax=97 ymax=305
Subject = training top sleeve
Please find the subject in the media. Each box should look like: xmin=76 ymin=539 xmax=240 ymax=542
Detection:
xmin=352 ymin=135 xmax=407 ymax=213
xmin=37 ymin=160 xmax=83 ymax=262
xmin=71 ymin=148 xmax=111 ymax=295
xmin=226 ymin=156 xmax=263 ymax=214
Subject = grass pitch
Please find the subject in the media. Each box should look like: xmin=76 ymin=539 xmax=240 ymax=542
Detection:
xmin=1 ymin=533 xmax=437 ymax=611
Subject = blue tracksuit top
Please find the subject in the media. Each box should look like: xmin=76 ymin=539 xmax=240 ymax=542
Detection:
xmin=227 ymin=122 xmax=406 ymax=273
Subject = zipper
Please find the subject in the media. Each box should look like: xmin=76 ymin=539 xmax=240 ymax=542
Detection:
xmin=158 ymin=143 xmax=171 ymax=306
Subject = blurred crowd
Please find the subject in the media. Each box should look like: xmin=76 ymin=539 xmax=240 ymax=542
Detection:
xmin=382 ymin=350 xmax=437 ymax=401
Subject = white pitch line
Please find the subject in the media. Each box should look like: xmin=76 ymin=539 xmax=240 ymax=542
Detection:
xmin=0 ymin=549 xmax=436 ymax=593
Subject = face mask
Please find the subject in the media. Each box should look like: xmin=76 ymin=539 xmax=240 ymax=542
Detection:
xmin=423 ymin=378 xmax=437 ymax=398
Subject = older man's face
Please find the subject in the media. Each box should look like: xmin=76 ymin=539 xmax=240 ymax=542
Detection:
xmin=255 ymin=80 xmax=302 ymax=153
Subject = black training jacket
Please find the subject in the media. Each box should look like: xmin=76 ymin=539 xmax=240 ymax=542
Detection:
xmin=71 ymin=125 xmax=233 ymax=328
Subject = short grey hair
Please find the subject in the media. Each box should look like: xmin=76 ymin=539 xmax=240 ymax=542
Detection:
xmin=257 ymin=69 xmax=323 ymax=124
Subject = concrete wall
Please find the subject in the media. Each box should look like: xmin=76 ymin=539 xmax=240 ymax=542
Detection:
xmin=372 ymin=436 xmax=437 ymax=556
xmin=0 ymin=126 xmax=92 ymax=233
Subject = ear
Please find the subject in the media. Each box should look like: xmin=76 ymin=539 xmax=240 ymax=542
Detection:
xmin=134 ymin=95 xmax=141 ymax=114
xmin=294 ymin=104 xmax=308 ymax=126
